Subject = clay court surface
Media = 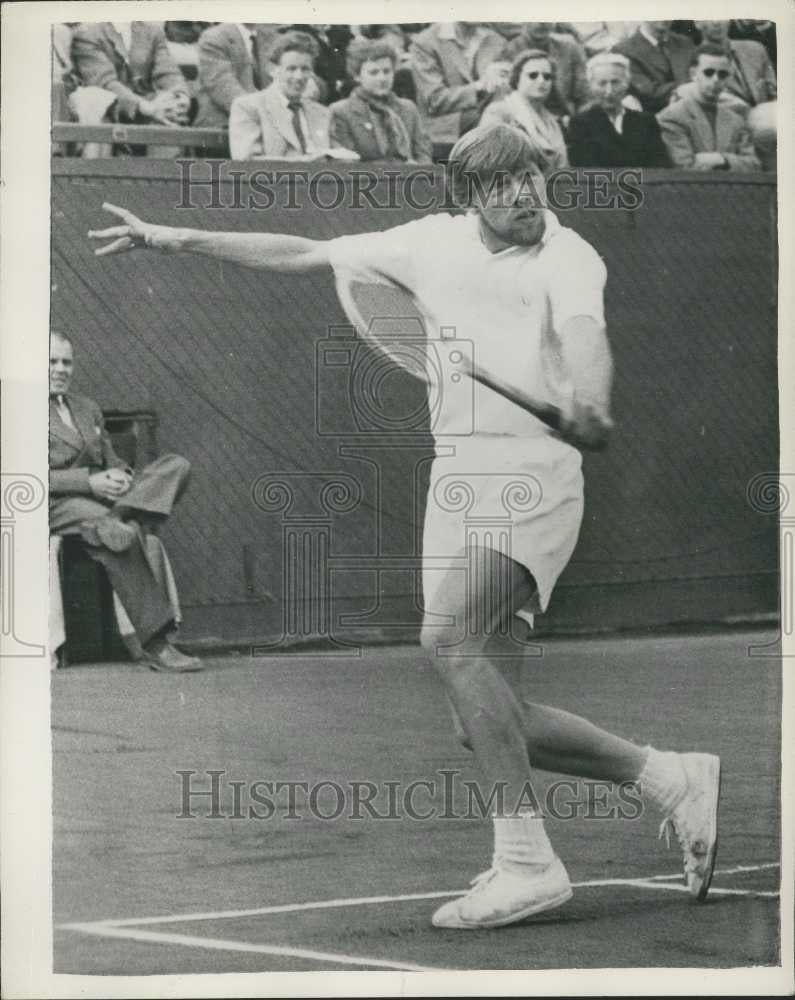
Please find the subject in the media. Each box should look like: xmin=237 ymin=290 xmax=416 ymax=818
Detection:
xmin=52 ymin=628 xmax=781 ymax=973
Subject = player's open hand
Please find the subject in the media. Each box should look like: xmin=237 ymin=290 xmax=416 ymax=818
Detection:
xmin=88 ymin=203 xmax=179 ymax=256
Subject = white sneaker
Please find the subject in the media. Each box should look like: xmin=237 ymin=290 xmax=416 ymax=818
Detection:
xmin=431 ymin=856 xmax=573 ymax=929
xmin=658 ymin=752 xmax=721 ymax=900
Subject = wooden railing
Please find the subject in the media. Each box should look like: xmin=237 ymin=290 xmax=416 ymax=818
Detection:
xmin=52 ymin=122 xmax=228 ymax=150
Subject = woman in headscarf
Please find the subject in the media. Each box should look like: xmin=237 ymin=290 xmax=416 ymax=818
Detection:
xmin=479 ymin=49 xmax=568 ymax=173
xmin=329 ymin=38 xmax=431 ymax=162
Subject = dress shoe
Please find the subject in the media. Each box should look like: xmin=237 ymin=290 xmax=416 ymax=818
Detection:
xmin=143 ymin=638 xmax=203 ymax=673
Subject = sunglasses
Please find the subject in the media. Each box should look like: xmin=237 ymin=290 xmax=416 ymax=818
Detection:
xmin=526 ymin=71 xmax=553 ymax=81
xmin=701 ymin=68 xmax=731 ymax=79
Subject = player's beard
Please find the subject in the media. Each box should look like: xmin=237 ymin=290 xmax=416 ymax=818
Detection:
xmin=477 ymin=208 xmax=546 ymax=251
xmin=499 ymin=210 xmax=546 ymax=248
xmin=511 ymin=210 xmax=546 ymax=246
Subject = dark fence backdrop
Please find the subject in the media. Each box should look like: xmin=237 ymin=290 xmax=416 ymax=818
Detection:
xmin=51 ymin=160 xmax=779 ymax=642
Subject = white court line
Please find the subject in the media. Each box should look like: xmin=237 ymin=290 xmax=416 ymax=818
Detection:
xmin=58 ymin=923 xmax=450 ymax=973
xmin=626 ymin=882 xmax=779 ymax=899
xmin=634 ymin=861 xmax=780 ymax=882
xmin=60 ymin=861 xmax=780 ymax=930
xmin=58 ymin=862 xmax=780 ymax=973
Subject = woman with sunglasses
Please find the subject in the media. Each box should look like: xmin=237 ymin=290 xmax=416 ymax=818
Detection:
xmin=479 ymin=49 xmax=568 ymax=174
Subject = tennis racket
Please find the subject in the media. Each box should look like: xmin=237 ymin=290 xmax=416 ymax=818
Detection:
xmin=333 ymin=270 xmax=605 ymax=446
xmin=335 ymin=271 xmax=565 ymax=426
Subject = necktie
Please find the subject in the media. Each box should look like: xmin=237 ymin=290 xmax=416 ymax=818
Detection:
xmin=288 ymin=99 xmax=307 ymax=153
xmin=54 ymin=394 xmax=76 ymax=430
xmin=658 ymin=34 xmax=671 ymax=70
xmin=250 ymin=32 xmax=262 ymax=91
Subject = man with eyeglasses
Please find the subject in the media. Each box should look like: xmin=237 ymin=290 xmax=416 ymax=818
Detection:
xmin=656 ymin=43 xmax=760 ymax=171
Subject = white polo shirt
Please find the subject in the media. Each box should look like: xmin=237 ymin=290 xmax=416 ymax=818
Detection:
xmin=327 ymin=210 xmax=608 ymax=614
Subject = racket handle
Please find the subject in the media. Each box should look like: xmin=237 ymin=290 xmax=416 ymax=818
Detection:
xmin=468 ymin=370 xmax=562 ymax=431
xmin=469 ymin=370 xmax=609 ymax=451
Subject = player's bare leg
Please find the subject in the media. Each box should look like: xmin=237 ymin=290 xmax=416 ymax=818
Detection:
xmin=421 ymin=545 xmax=575 ymax=928
xmin=483 ymin=628 xmax=721 ymax=900
xmin=424 ymin=547 xmax=720 ymax=927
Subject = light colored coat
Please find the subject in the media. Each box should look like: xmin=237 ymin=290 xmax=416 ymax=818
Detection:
xmin=479 ymin=91 xmax=568 ymax=171
xmin=656 ymin=96 xmax=760 ymax=171
xmin=672 ymin=40 xmax=777 ymax=115
xmin=409 ymin=23 xmax=509 ymax=144
xmin=194 ymin=23 xmax=280 ymax=129
xmin=229 ymin=83 xmax=332 ymax=160
xmin=71 ymin=22 xmax=187 ymax=119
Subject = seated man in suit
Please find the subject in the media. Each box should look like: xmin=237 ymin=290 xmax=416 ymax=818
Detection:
xmin=409 ymin=22 xmax=510 ymax=161
xmin=69 ymin=21 xmax=191 ymax=158
xmin=229 ymin=31 xmax=358 ymax=161
xmin=49 ymin=331 xmax=201 ymax=672
xmin=329 ymin=38 xmax=431 ymax=163
xmin=613 ymin=20 xmax=695 ymax=114
xmin=194 ymin=22 xmax=279 ymax=132
xmin=568 ymin=52 xmax=670 ymax=167
xmin=657 ymin=44 xmax=760 ymax=171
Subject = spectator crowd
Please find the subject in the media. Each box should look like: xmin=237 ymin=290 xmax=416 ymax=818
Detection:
xmin=52 ymin=19 xmax=777 ymax=171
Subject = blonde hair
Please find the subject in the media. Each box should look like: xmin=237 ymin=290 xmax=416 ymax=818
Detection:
xmin=447 ymin=124 xmax=546 ymax=207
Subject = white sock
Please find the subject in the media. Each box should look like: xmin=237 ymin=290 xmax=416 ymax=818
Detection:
xmin=492 ymin=808 xmax=556 ymax=871
xmin=638 ymin=746 xmax=688 ymax=814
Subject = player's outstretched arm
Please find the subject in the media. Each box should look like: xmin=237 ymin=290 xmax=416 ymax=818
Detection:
xmin=88 ymin=203 xmax=330 ymax=273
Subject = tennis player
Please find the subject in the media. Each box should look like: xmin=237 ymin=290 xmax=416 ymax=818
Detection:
xmin=89 ymin=124 xmax=721 ymax=929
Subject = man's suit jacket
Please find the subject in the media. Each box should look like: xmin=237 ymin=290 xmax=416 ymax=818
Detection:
xmin=194 ymin=23 xmax=279 ymax=129
xmin=49 ymin=394 xmax=130 ymax=500
xmin=229 ymin=83 xmax=332 ymax=160
xmin=613 ymin=29 xmax=695 ymax=114
xmin=567 ymin=106 xmax=670 ymax=168
xmin=409 ymin=23 xmax=508 ymax=143
xmin=328 ymin=92 xmax=432 ymax=162
xmin=725 ymin=39 xmax=777 ymax=106
xmin=656 ymin=96 xmax=760 ymax=171
xmin=504 ymin=32 xmax=589 ymax=118
xmin=71 ymin=22 xmax=187 ymax=119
